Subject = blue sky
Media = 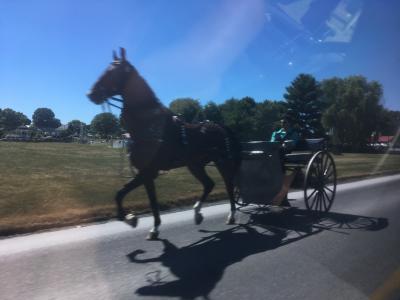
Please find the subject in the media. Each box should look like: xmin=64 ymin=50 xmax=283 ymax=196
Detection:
xmin=0 ymin=0 xmax=399 ymax=124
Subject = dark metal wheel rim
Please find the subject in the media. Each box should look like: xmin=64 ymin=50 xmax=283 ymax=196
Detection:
xmin=304 ymin=151 xmax=337 ymax=213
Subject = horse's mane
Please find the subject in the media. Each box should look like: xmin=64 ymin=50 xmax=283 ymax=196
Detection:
xmin=122 ymin=69 xmax=174 ymax=142
xmin=124 ymin=69 xmax=168 ymax=112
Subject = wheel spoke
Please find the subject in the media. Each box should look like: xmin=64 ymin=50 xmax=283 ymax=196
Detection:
xmin=322 ymin=188 xmax=333 ymax=204
xmin=311 ymin=162 xmax=319 ymax=178
xmin=316 ymin=193 xmax=323 ymax=211
xmin=314 ymin=193 xmax=320 ymax=211
xmin=314 ymin=192 xmax=320 ymax=211
xmin=316 ymin=164 xmax=322 ymax=180
xmin=310 ymin=191 xmax=319 ymax=209
xmin=306 ymin=188 xmax=318 ymax=201
xmin=324 ymin=166 xmax=334 ymax=180
xmin=319 ymin=193 xmax=325 ymax=212
xmin=321 ymin=190 xmax=328 ymax=211
xmin=323 ymin=159 xmax=331 ymax=176
xmin=323 ymin=154 xmax=329 ymax=175
xmin=318 ymin=154 xmax=325 ymax=178
xmin=324 ymin=185 xmax=334 ymax=193
xmin=309 ymin=169 xmax=319 ymax=189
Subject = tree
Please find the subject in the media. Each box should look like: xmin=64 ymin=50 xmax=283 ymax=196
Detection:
xmin=321 ymin=76 xmax=384 ymax=151
xmin=169 ymin=98 xmax=203 ymax=122
xmin=90 ymin=113 xmax=120 ymax=138
xmin=203 ymin=101 xmax=223 ymax=124
xmin=67 ymin=120 xmax=87 ymax=136
xmin=284 ymin=74 xmax=324 ymax=138
xmin=378 ymin=109 xmax=400 ymax=136
xmin=0 ymin=108 xmax=31 ymax=131
xmin=219 ymin=97 xmax=257 ymax=140
xmin=253 ymin=100 xmax=287 ymax=140
xmin=32 ymin=108 xmax=61 ymax=129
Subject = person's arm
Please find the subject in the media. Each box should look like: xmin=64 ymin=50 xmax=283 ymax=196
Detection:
xmin=271 ymin=129 xmax=285 ymax=142
xmin=270 ymin=131 xmax=277 ymax=142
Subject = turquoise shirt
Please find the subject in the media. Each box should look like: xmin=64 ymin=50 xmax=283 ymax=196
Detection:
xmin=270 ymin=128 xmax=299 ymax=144
xmin=270 ymin=128 xmax=286 ymax=142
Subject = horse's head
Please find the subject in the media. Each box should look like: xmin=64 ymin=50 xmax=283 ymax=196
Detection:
xmin=87 ymin=47 xmax=136 ymax=104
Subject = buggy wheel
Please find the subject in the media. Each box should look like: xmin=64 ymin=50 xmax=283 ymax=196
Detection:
xmin=304 ymin=151 xmax=337 ymax=214
xmin=233 ymin=186 xmax=247 ymax=207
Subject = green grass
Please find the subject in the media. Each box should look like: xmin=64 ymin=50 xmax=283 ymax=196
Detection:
xmin=0 ymin=142 xmax=399 ymax=235
xmin=334 ymin=152 xmax=400 ymax=178
xmin=0 ymin=142 xmax=226 ymax=234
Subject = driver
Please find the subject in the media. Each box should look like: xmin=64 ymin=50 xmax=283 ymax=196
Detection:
xmin=270 ymin=118 xmax=299 ymax=150
xmin=270 ymin=118 xmax=300 ymax=207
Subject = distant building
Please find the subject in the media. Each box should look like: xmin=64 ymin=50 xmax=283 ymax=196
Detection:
xmin=369 ymin=133 xmax=399 ymax=151
xmin=15 ymin=125 xmax=35 ymax=138
xmin=55 ymin=124 xmax=69 ymax=137
xmin=3 ymin=125 xmax=36 ymax=140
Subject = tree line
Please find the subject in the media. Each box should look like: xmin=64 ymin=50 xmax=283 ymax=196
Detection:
xmin=1 ymin=73 xmax=399 ymax=150
xmin=0 ymin=106 xmax=125 ymax=140
xmin=169 ymin=74 xmax=399 ymax=151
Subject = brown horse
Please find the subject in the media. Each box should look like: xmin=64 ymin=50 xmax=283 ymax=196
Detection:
xmin=87 ymin=48 xmax=241 ymax=239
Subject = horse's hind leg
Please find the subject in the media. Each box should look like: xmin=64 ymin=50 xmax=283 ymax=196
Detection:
xmin=216 ymin=160 xmax=238 ymax=225
xmin=115 ymin=174 xmax=144 ymax=222
xmin=187 ymin=163 xmax=215 ymax=225
xmin=143 ymin=178 xmax=161 ymax=240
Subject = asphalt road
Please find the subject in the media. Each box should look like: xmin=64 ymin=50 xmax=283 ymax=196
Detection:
xmin=1 ymin=174 xmax=400 ymax=300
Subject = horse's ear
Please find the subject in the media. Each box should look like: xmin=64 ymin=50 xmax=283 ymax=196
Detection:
xmin=113 ymin=50 xmax=118 ymax=61
xmin=120 ymin=47 xmax=126 ymax=61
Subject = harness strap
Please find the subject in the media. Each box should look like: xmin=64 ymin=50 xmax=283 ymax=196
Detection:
xmin=172 ymin=116 xmax=189 ymax=146
xmin=106 ymin=99 xmax=123 ymax=110
xmin=225 ymin=137 xmax=231 ymax=152
xmin=110 ymin=96 xmax=124 ymax=103
xmin=180 ymin=125 xmax=188 ymax=145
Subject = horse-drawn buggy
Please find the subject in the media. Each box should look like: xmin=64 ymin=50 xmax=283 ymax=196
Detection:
xmin=87 ymin=48 xmax=337 ymax=240
xmin=234 ymin=139 xmax=337 ymax=213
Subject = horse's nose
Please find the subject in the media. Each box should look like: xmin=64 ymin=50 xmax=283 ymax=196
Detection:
xmin=86 ymin=90 xmax=93 ymax=99
xmin=87 ymin=90 xmax=100 ymax=103
xmin=87 ymin=90 xmax=98 ymax=101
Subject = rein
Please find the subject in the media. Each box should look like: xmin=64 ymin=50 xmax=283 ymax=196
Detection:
xmin=106 ymin=97 xmax=124 ymax=110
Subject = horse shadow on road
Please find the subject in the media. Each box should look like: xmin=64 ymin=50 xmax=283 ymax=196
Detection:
xmin=127 ymin=209 xmax=388 ymax=300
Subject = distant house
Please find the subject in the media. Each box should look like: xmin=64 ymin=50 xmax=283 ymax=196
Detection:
xmin=376 ymin=136 xmax=400 ymax=148
xmin=3 ymin=125 xmax=35 ymax=140
xmin=15 ymin=125 xmax=35 ymax=138
xmin=377 ymin=136 xmax=394 ymax=144
xmin=55 ymin=124 xmax=69 ymax=137
xmin=369 ymin=134 xmax=399 ymax=150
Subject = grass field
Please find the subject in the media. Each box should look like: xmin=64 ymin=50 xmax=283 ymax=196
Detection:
xmin=1 ymin=142 xmax=399 ymax=235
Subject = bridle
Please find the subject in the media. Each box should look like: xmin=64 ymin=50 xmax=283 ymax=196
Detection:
xmin=96 ymin=61 xmax=135 ymax=111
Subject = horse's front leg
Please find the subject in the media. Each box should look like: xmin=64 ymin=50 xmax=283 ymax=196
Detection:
xmin=144 ymin=178 xmax=161 ymax=240
xmin=115 ymin=174 xmax=144 ymax=223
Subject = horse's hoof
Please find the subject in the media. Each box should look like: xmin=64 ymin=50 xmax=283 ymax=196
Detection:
xmin=125 ymin=213 xmax=138 ymax=227
xmin=194 ymin=212 xmax=204 ymax=225
xmin=146 ymin=230 xmax=159 ymax=240
xmin=226 ymin=217 xmax=236 ymax=225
